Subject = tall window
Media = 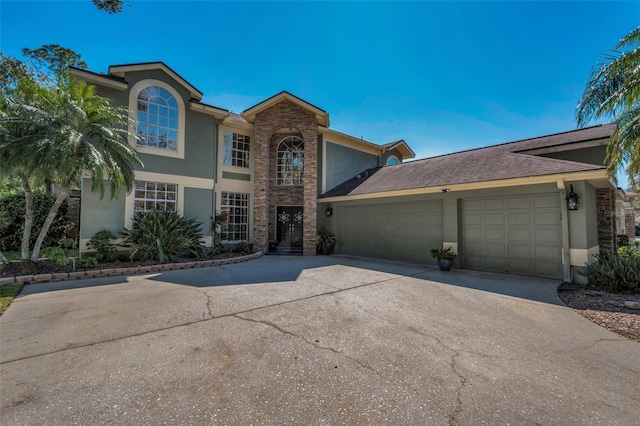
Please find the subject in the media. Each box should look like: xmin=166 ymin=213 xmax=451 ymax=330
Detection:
xmin=133 ymin=181 xmax=177 ymax=215
xmin=220 ymin=192 xmax=249 ymax=241
xmin=223 ymin=131 xmax=250 ymax=168
xmin=277 ymin=136 xmax=304 ymax=186
xmin=136 ymin=86 xmax=179 ymax=151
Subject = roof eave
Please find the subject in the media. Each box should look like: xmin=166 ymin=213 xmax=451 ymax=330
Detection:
xmin=108 ymin=62 xmax=203 ymax=101
xmin=242 ymin=91 xmax=329 ymax=126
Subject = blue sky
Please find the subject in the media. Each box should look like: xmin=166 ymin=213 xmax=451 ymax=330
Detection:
xmin=1 ymin=1 xmax=638 ymax=184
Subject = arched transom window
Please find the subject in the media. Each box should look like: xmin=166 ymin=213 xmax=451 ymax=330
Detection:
xmin=277 ymin=136 xmax=304 ymax=186
xmin=136 ymin=86 xmax=178 ymax=151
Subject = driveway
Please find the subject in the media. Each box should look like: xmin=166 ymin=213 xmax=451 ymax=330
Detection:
xmin=0 ymin=255 xmax=638 ymax=425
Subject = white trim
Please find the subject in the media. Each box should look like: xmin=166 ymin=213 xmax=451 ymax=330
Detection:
xmin=189 ymin=101 xmax=228 ymax=119
xmin=123 ymin=171 xmax=214 ymax=229
xmin=109 ymin=63 xmax=203 ymax=100
xmin=243 ymin=92 xmax=329 ymax=126
xmin=319 ymin=127 xmax=385 ymax=156
xmin=570 ymin=246 xmax=600 ymax=266
xmin=128 ymin=79 xmax=185 ymax=159
xmin=70 ymin=68 xmax=127 ymax=91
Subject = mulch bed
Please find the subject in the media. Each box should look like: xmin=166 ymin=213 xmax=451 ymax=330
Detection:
xmin=558 ymin=287 xmax=640 ymax=342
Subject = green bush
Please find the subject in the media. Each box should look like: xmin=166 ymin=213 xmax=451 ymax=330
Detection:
xmin=121 ymin=210 xmax=205 ymax=263
xmin=87 ymin=230 xmax=118 ymax=261
xmin=81 ymin=256 xmax=99 ymax=267
xmin=42 ymin=247 xmax=69 ymax=266
xmin=617 ymin=234 xmax=630 ymax=247
xmin=0 ymin=193 xmax=68 ymax=252
xmin=579 ymin=248 xmax=640 ymax=293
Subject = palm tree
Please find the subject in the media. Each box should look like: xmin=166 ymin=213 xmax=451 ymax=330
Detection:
xmin=576 ymin=26 xmax=640 ymax=190
xmin=28 ymin=79 xmax=143 ymax=261
xmin=1 ymin=76 xmax=143 ymax=261
xmin=0 ymin=76 xmax=54 ymax=260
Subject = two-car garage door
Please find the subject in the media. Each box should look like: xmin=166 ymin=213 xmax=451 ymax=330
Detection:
xmin=338 ymin=200 xmax=443 ymax=263
xmin=461 ymin=194 xmax=563 ymax=278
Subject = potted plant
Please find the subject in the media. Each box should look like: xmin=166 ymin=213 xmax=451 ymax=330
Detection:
xmin=316 ymin=231 xmax=337 ymax=255
xmin=430 ymin=247 xmax=457 ymax=271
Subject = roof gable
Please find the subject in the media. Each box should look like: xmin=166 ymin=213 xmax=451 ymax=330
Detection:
xmin=108 ymin=62 xmax=203 ymax=101
xmin=242 ymin=91 xmax=329 ymax=126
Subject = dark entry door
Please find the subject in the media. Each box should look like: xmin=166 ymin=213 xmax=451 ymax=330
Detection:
xmin=276 ymin=206 xmax=304 ymax=254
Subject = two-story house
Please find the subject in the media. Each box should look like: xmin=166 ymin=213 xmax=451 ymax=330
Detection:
xmin=71 ymin=62 xmax=633 ymax=283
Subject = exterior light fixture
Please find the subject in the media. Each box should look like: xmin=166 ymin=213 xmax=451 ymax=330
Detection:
xmin=326 ymin=204 xmax=333 ymax=217
xmin=566 ymin=185 xmax=579 ymax=211
xmin=441 ymin=189 xmax=450 ymax=193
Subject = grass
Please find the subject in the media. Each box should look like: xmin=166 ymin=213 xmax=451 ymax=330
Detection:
xmin=0 ymin=283 xmax=23 ymax=315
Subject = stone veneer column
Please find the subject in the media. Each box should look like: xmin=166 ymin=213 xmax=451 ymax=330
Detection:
xmin=596 ymin=188 xmax=616 ymax=252
xmin=253 ymin=100 xmax=318 ymax=255
xmin=253 ymin=120 xmax=270 ymax=253
xmin=624 ymin=207 xmax=635 ymax=242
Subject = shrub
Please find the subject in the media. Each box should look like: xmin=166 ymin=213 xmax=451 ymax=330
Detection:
xmin=82 ymin=256 xmax=99 ymax=267
xmin=0 ymin=193 xmax=68 ymax=252
xmin=579 ymin=249 xmax=640 ymax=293
xmin=237 ymin=241 xmax=252 ymax=254
xmin=42 ymin=247 xmax=68 ymax=266
xmin=87 ymin=230 xmax=118 ymax=261
xmin=121 ymin=210 xmax=205 ymax=263
xmin=617 ymin=234 xmax=630 ymax=247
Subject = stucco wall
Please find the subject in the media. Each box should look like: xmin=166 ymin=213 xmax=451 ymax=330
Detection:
xmin=324 ymin=141 xmax=378 ymax=192
xmin=540 ymin=145 xmax=607 ymax=166
xmin=79 ymin=178 xmax=127 ymax=242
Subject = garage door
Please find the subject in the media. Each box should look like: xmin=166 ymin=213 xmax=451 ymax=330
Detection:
xmin=461 ymin=194 xmax=563 ymax=278
xmin=338 ymin=200 xmax=443 ymax=263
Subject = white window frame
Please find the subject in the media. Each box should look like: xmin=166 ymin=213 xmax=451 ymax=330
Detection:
xmin=277 ymin=136 xmax=304 ymax=186
xmin=386 ymin=155 xmax=400 ymax=165
xmin=129 ymin=79 xmax=185 ymax=159
xmin=223 ymin=131 xmax=250 ymax=168
xmin=123 ymin=171 xmax=214 ymax=230
xmin=132 ymin=181 xmax=178 ymax=216
xmin=220 ymin=192 xmax=249 ymax=242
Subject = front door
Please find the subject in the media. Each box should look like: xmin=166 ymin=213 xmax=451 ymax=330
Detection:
xmin=276 ymin=206 xmax=304 ymax=254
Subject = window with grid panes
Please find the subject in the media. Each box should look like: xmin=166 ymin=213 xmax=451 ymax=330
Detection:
xmin=133 ymin=181 xmax=177 ymax=215
xmin=277 ymin=136 xmax=304 ymax=186
xmin=136 ymin=86 xmax=179 ymax=151
xmin=222 ymin=131 xmax=250 ymax=168
xmin=220 ymin=192 xmax=249 ymax=241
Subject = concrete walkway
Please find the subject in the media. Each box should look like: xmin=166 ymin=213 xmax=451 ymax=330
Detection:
xmin=0 ymin=256 xmax=638 ymax=425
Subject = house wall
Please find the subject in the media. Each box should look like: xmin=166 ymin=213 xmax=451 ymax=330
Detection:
xmin=79 ymin=178 xmax=127 ymax=248
xmin=80 ymin=69 xmax=217 ymax=252
xmin=540 ymin=145 xmax=607 ymax=166
xmin=323 ymin=141 xmax=378 ymax=192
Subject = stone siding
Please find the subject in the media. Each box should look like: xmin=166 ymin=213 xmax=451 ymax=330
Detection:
xmin=596 ymin=188 xmax=616 ymax=251
xmin=253 ymin=100 xmax=318 ymax=255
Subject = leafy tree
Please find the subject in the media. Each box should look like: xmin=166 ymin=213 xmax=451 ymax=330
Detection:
xmin=576 ymin=26 xmax=640 ymax=190
xmin=1 ymin=46 xmax=143 ymax=261
xmin=22 ymin=45 xmax=88 ymax=81
xmin=92 ymin=0 xmax=127 ymax=14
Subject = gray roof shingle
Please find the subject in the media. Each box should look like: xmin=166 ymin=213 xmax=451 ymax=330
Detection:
xmin=321 ymin=124 xmax=613 ymax=198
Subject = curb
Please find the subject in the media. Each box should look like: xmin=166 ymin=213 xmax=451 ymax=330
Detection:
xmin=0 ymin=251 xmax=264 ymax=285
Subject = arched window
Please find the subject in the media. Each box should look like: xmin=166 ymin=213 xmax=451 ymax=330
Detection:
xmin=136 ymin=86 xmax=179 ymax=152
xmin=386 ymin=155 xmax=399 ymax=165
xmin=277 ymin=136 xmax=304 ymax=186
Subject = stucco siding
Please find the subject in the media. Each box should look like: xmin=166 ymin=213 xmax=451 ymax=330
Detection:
xmin=324 ymin=141 xmax=378 ymax=192
xmin=540 ymin=146 xmax=607 ymax=166
xmin=183 ymin=188 xmax=213 ymax=237
xmin=80 ymin=178 xmax=127 ymax=241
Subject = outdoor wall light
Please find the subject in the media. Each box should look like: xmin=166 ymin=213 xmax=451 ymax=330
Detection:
xmin=566 ymin=185 xmax=579 ymax=211
xmin=441 ymin=189 xmax=450 ymax=193
xmin=326 ymin=204 xmax=333 ymax=217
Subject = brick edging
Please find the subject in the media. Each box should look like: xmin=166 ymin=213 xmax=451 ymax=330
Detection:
xmin=0 ymin=251 xmax=265 ymax=286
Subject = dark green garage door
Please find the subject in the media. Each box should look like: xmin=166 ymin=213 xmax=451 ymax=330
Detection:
xmin=338 ymin=200 xmax=443 ymax=263
xmin=461 ymin=194 xmax=563 ymax=278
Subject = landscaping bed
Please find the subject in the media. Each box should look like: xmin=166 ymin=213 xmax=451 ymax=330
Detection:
xmin=558 ymin=286 xmax=640 ymax=342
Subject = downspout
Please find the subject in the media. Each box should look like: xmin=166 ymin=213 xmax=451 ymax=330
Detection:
xmin=557 ymin=180 xmax=572 ymax=283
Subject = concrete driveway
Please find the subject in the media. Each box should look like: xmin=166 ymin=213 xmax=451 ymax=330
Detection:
xmin=0 ymin=255 xmax=638 ymax=425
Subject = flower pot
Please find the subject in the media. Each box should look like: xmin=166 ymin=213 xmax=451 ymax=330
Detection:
xmin=437 ymin=257 xmax=454 ymax=271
